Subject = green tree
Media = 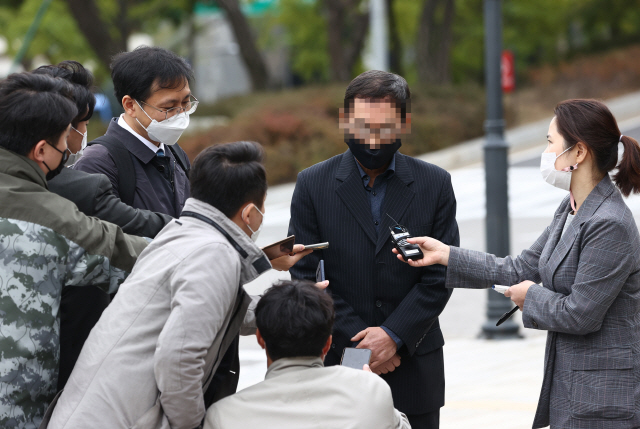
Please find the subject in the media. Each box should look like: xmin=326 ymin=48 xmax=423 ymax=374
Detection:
xmin=0 ymin=0 xmax=102 ymax=77
xmin=274 ymin=0 xmax=330 ymax=82
xmin=572 ymin=0 xmax=640 ymax=52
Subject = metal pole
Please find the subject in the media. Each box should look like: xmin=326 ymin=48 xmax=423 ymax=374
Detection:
xmin=480 ymin=0 xmax=520 ymax=339
xmin=9 ymin=0 xmax=54 ymax=74
xmin=368 ymin=0 xmax=389 ymax=71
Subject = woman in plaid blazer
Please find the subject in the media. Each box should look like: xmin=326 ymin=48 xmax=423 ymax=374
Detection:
xmin=396 ymin=99 xmax=640 ymax=429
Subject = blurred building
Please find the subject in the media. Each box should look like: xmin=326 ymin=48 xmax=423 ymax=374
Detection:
xmin=190 ymin=2 xmax=291 ymax=104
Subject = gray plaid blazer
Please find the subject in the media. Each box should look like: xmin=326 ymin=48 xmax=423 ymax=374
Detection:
xmin=446 ymin=175 xmax=640 ymax=429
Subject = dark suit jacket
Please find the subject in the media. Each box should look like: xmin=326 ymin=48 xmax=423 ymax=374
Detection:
xmin=48 ymin=167 xmax=171 ymax=391
xmin=289 ymin=149 xmax=460 ymax=415
xmin=48 ymin=168 xmax=172 ymax=237
xmin=72 ymin=118 xmax=190 ymax=217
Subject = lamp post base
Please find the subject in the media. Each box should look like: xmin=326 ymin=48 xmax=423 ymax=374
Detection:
xmin=478 ymin=320 xmax=523 ymax=339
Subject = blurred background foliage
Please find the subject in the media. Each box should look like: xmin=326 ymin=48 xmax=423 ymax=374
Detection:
xmin=3 ymin=0 xmax=640 ymax=183
xmin=6 ymin=0 xmax=640 ymax=88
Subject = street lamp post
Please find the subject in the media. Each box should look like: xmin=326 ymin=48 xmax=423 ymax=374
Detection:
xmin=367 ymin=0 xmax=389 ymax=72
xmin=480 ymin=0 xmax=520 ymax=339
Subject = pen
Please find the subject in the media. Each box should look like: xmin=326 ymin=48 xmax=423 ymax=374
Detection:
xmin=492 ymin=285 xmax=510 ymax=294
xmin=496 ymin=306 xmax=519 ymax=326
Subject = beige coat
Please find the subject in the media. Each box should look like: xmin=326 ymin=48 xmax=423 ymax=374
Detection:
xmin=45 ymin=198 xmax=270 ymax=429
xmin=204 ymin=357 xmax=411 ymax=429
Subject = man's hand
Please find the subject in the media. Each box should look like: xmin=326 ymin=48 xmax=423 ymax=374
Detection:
xmin=351 ymin=327 xmax=397 ymax=368
xmin=371 ymin=353 xmax=401 ymax=375
xmin=270 ymin=244 xmax=312 ymax=271
xmin=504 ymin=280 xmax=536 ymax=310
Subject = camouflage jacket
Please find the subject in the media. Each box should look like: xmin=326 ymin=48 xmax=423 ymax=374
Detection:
xmin=0 ymin=147 xmax=148 ymax=429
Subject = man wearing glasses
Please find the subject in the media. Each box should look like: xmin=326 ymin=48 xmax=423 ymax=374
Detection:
xmin=73 ymin=46 xmax=197 ymax=218
xmin=71 ymin=47 xmax=267 ymax=403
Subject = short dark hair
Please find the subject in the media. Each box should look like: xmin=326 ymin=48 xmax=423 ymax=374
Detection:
xmin=190 ymin=141 xmax=267 ymax=218
xmin=344 ymin=70 xmax=411 ymax=121
xmin=256 ymin=280 xmax=335 ymax=361
xmin=32 ymin=60 xmax=96 ymax=127
xmin=0 ymin=73 xmax=77 ymax=156
xmin=111 ymin=46 xmax=194 ymax=104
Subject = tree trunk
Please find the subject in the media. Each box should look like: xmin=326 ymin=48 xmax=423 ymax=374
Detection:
xmin=65 ymin=0 xmax=128 ymax=69
xmin=344 ymin=11 xmax=369 ymax=77
xmin=416 ymin=0 xmax=455 ymax=85
xmin=323 ymin=0 xmax=369 ymax=82
xmin=386 ymin=0 xmax=404 ymax=76
xmin=325 ymin=0 xmax=349 ymax=82
xmin=216 ymin=0 xmax=270 ymax=91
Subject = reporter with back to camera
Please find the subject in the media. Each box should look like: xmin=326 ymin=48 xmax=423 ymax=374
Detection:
xmin=396 ymin=99 xmax=640 ymax=429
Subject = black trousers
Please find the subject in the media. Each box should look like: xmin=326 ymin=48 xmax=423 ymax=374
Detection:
xmin=407 ymin=409 xmax=440 ymax=429
xmin=58 ymin=286 xmax=111 ymax=391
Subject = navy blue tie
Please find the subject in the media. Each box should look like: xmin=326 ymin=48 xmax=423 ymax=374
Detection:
xmin=156 ymin=149 xmax=165 ymax=157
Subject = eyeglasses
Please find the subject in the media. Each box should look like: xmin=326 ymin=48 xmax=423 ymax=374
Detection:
xmin=137 ymin=95 xmax=199 ymax=120
xmin=46 ymin=140 xmax=70 ymax=164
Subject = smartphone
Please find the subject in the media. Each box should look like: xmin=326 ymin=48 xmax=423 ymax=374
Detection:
xmin=340 ymin=348 xmax=372 ymax=370
xmin=316 ymin=260 xmax=325 ymax=283
xmin=304 ymin=242 xmax=329 ymax=250
xmin=261 ymin=235 xmax=295 ymax=260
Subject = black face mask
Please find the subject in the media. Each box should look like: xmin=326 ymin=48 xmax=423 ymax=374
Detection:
xmin=44 ymin=141 xmax=69 ymax=181
xmin=346 ymin=138 xmax=401 ymax=170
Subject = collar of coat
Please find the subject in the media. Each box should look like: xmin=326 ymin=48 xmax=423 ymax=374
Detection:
xmin=179 ymin=198 xmax=272 ymax=284
xmin=265 ymin=356 xmax=324 ymax=381
xmin=557 ymin=173 xmax=616 ymax=225
xmin=0 ymin=146 xmax=48 ymax=189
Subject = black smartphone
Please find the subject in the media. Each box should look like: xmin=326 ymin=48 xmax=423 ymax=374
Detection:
xmin=261 ymin=235 xmax=295 ymax=260
xmin=340 ymin=348 xmax=372 ymax=370
xmin=316 ymin=260 xmax=325 ymax=283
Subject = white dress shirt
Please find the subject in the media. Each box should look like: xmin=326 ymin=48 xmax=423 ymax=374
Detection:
xmin=117 ymin=114 xmax=165 ymax=155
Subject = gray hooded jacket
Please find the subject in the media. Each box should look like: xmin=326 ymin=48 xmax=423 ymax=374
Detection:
xmin=44 ymin=198 xmax=271 ymax=429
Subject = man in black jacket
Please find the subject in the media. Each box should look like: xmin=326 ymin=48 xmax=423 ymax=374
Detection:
xmin=72 ymin=47 xmax=243 ymax=402
xmin=73 ymin=46 xmax=193 ymax=217
xmin=34 ymin=61 xmax=172 ymax=390
xmin=288 ymin=70 xmax=460 ymax=429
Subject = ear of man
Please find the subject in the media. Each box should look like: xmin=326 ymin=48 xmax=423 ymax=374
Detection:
xmin=321 ymin=335 xmax=332 ymax=360
xmin=29 ymin=140 xmax=49 ymax=163
xmin=122 ymin=95 xmax=138 ymax=118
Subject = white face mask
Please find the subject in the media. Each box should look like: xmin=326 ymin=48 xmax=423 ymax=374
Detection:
xmin=135 ymin=100 xmax=190 ymax=146
xmin=71 ymin=126 xmax=88 ymax=155
xmin=540 ymin=145 xmax=577 ymax=191
xmin=242 ymin=204 xmax=265 ymax=242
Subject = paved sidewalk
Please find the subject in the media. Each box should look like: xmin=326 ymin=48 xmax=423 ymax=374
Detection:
xmin=441 ymin=334 xmax=546 ymax=429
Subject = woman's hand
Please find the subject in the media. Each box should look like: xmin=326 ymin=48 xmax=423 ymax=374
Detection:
xmin=270 ymin=244 xmax=313 ymax=271
xmin=392 ymin=236 xmax=450 ymax=267
xmin=504 ymin=280 xmax=536 ymax=310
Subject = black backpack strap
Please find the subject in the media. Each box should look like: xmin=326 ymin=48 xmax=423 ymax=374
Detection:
xmin=88 ymin=135 xmax=136 ymax=206
xmin=167 ymin=144 xmax=190 ymax=179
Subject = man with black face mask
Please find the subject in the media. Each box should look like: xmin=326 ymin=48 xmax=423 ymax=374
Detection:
xmin=0 ymin=73 xmax=147 ymax=429
xmin=44 ymin=140 xmax=70 ymax=180
xmin=288 ymin=70 xmax=460 ymax=429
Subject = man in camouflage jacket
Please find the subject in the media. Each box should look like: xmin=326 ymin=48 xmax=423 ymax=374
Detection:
xmin=0 ymin=73 xmax=147 ymax=429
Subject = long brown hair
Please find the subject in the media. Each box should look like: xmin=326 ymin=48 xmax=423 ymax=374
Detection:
xmin=554 ymin=99 xmax=640 ymax=197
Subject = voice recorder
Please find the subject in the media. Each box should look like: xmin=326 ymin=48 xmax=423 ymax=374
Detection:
xmin=387 ymin=214 xmax=424 ymax=261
